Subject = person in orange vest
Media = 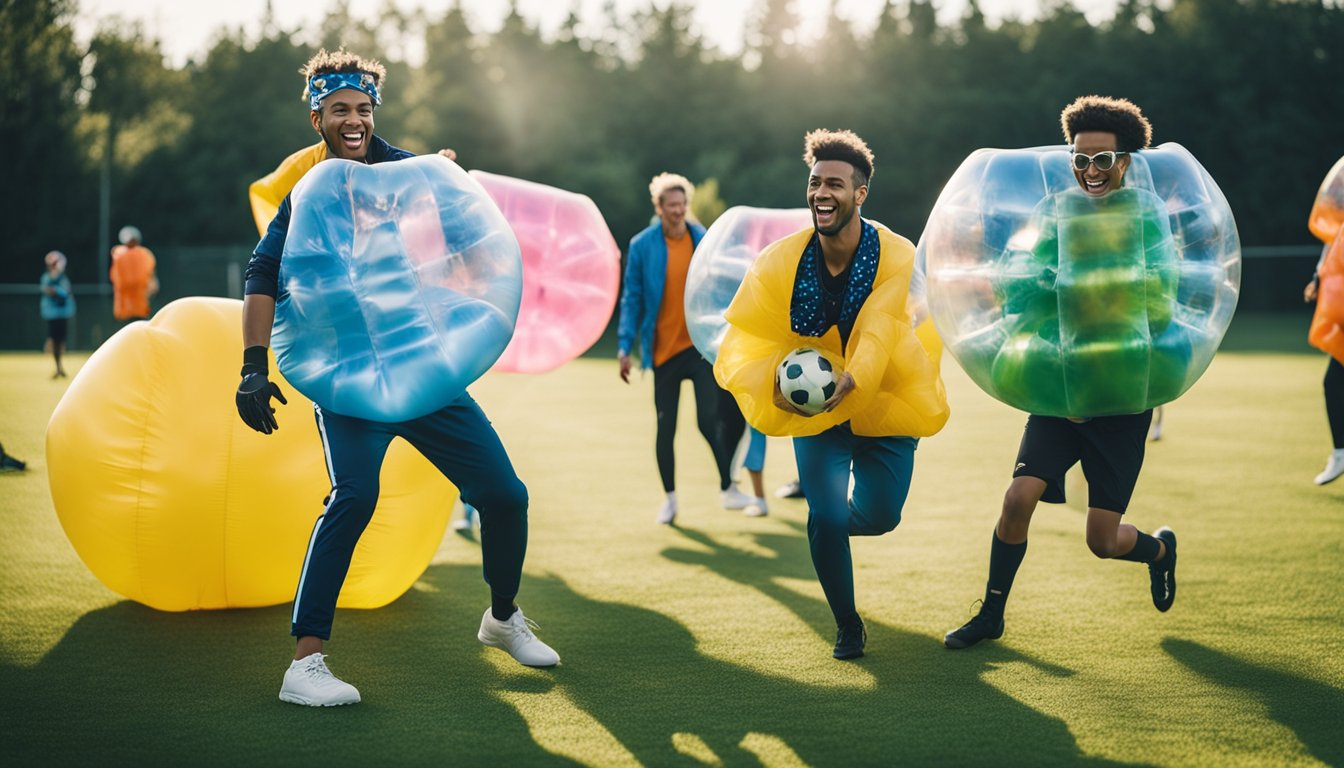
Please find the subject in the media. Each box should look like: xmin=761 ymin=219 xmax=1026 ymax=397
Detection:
xmin=109 ymin=225 xmax=158 ymax=321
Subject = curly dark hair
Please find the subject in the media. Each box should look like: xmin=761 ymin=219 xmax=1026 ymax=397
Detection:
xmin=1060 ymin=95 xmax=1152 ymax=153
xmin=300 ymin=48 xmax=386 ymax=103
xmin=803 ymin=129 xmax=875 ymax=186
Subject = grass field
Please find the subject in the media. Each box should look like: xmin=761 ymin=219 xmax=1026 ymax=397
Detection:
xmin=2 ymin=313 xmax=1342 ymax=767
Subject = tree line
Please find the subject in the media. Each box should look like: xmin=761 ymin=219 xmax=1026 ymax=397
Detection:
xmin=3 ymin=0 xmax=1342 ymax=286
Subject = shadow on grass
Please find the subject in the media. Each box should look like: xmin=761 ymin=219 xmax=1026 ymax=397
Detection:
xmin=648 ymin=521 xmax=1135 ymax=766
xmin=1163 ymin=638 xmax=1343 ymax=766
xmin=4 ymin=542 xmax=1139 ymax=767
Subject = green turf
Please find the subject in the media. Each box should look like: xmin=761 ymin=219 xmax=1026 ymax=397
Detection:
xmin=2 ymin=321 xmax=1342 ymax=766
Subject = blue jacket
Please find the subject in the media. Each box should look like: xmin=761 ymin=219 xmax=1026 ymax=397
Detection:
xmin=40 ymin=272 xmax=75 ymax=320
xmin=617 ymin=220 xmax=706 ymax=368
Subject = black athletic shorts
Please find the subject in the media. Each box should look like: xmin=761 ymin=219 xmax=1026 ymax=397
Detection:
xmin=1011 ymin=410 xmax=1152 ymax=513
xmin=47 ymin=318 xmax=68 ymax=345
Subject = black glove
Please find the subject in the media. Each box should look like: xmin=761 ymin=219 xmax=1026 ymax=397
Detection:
xmin=236 ymin=346 xmax=288 ymax=434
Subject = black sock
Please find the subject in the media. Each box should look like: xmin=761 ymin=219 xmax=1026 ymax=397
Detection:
xmin=1117 ymin=531 xmax=1162 ymax=563
xmin=983 ymin=530 xmax=1027 ymax=617
xmin=491 ymin=593 xmax=517 ymax=622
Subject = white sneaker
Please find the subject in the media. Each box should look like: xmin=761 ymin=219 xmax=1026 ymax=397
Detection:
xmin=743 ymin=497 xmax=769 ymax=517
xmin=279 ymin=653 xmax=361 ymax=707
xmin=478 ymin=607 xmax=560 ymax=667
xmin=656 ymin=495 xmax=677 ymax=525
xmin=1315 ymin=449 xmax=1344 ymax=485
xmin=721 ymin=485 xmax=754 ymax=510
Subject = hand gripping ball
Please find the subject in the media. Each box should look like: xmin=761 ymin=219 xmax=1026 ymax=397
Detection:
xmin=686 ymin=206 xmax=813 ymax=363
xmin=45 ymin=298 xmax=457 ymax=611
xmin=469 ymin=171 xmax=621 ymax=373
xmin=777 ymin=347 xmax=839 ymax=415
xmin=275 ymin=155 xmax=522 ymax=423
xmin=1310 ymin=155 xmax=1344 ymax=245
xmin=918 ymin=143 xmax=1240 ymax=417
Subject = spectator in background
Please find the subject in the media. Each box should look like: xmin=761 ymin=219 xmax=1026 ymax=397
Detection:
xmin=40 ymin=250 xmax=75 ymax=378
xmin=109 ymin=225 xmax=158 ymax=321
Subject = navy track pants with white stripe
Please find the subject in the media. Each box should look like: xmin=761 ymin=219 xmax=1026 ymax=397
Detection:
xmin=291 ymin=392 xmax=528 ymax=640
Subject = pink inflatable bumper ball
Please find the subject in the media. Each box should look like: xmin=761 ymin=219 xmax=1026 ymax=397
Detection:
xmin=470 ymin=171 xmax=621 ymax=373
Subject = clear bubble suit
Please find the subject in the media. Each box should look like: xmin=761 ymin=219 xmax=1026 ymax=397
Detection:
xmin=469 ymin=171 xmax=620 ymax=374
xmin=275 ymin=155 xmax=522 ymax=422
xmin=1310 ymin=155 xmax=1344 ymax=244
xmin=686 ymin=206 xmax=814 ymax=363
xmin=917 ymin=143 xmax=1240 ymax=417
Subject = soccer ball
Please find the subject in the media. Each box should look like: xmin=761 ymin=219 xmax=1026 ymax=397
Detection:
xmin=777 ymin=347 xmax=837 ymax=415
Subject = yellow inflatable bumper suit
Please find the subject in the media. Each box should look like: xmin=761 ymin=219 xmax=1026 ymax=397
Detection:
xmin=45 ymin=297 xmax=456 ymax=611
xmin=249 ymin=142 xmax=326 ymax=236
xmin=715 ymin=225 xmax=950 ymax=438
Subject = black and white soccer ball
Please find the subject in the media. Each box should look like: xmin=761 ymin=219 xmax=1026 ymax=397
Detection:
xmin=776 ymin=347 xmax=836 ymax=415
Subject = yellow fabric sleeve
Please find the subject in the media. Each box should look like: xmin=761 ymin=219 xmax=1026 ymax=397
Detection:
xmin=714 ymin=223 xmax=949 ymax=438
xmin=248 ymin=142 xmax=327 ymax=236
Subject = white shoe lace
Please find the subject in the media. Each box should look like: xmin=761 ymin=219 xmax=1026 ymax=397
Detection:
xmin=508 ymin=614 xmax=542 ymax=643
xmin=299 ymin=654 xmax=338 ymax=684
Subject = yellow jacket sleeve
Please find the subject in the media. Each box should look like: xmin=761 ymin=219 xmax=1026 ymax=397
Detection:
xmin=714 ymin=223 xmax=949 ymax=438
xmin=248 ymin=142 xmax=327 ymax=236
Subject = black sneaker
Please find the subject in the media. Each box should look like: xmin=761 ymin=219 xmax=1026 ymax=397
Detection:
xmin=944 ymin=610 xmax=1004 ymax=649
xmin=1149 ymin=526 xmax=1177 ymax=612
xmin=0 ymin=454 xmax=25 ymax=472
xmin=833 ymin=618 xmax=866 ymax=660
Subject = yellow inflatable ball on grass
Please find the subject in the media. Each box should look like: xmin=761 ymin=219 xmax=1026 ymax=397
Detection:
xmin=45 ymin=297 xmax=457 ymax=611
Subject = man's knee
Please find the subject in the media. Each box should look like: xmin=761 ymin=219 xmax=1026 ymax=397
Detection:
xmin=469 ymin=476 xmax=529 ymax=516
xmin=1085 ymin=531 xmax=1120 ymax=559
xmin=851 ymin=500 xmax=902 ymax=535
xmin=1001 ymin=484 xmax=1040 ymax=522
xmin=327 ymin=481 xmax=380 ymax=517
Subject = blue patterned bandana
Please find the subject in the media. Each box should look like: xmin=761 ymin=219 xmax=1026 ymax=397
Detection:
xmin=307 ymin=72 xmax=381 ymax=111
xmin=791 ymin=219 xmax=880 ymax=340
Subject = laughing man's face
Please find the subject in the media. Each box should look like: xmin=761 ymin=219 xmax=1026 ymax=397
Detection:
xmin=808 ymin=160 xmax=867 ymax=237
xmin=1071 ymin=131 xmax=1130 ymax=197
xmin=311 ymin=88 xmax=375 ymax=161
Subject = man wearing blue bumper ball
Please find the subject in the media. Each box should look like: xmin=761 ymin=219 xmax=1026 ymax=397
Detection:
xmin=944 ymin=96 xmax=1178 ymax=651
xmin=236 ymin=48 xmax=558 ymax=707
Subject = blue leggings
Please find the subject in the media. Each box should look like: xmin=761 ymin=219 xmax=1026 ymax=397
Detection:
xmin=292 ymin=393 xmax=528 ymax=639
xmin=743 ymin=428 xmax=767 ymax=473
xmin=793 ymin=424 xmax=916 ymax=625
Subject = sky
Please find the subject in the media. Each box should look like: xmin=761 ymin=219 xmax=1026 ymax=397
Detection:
xmin=74 ymin=0 xmax=1130 ymax=67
